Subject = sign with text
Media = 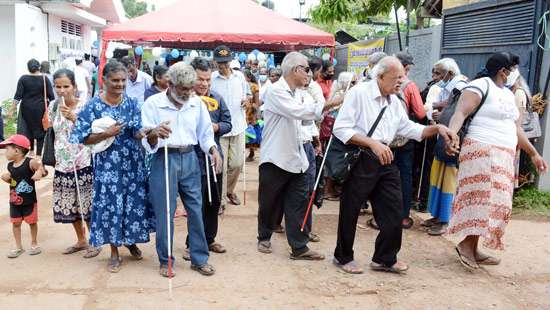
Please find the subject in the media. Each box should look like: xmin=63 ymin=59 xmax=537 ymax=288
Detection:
xmin=347 ymin=39 xmax=385 ymax=77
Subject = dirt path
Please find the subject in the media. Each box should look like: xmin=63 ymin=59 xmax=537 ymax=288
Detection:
xmin=1 ymin=158 xmax=549 ymax=309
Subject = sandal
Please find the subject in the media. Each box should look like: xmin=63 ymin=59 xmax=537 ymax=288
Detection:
xmin=455 ymin=247 xmax=479 ymax=270
xmin=290 ymin=249 xmax=325 ymax=261
xmin=208 ymin=243 xmax=227 ymax=254
xmin=324 ymin=195 xmax=340 ymax=201
xmin=125 ymin=244 xmax=143 ymax=260
xmin=29 ymin=246 xmax=42 ymax=256
xmin=108 ymin=256 xmax=122 ymax=273
xmin=333 ymin=258 xmax=364 ymax=274
xmin=428 ymin=223 xmax=448 ymax=236
xmin=367 ymin=218 xmax=379 ymax=230
xmin=370 ymin=261 xmax=409 ymax=274
xmin=7 ymin=248 xmax=25 ymax=258
xmin=257 ymin=241 xmax=272 ymax=254
xmin=159 ymin=265 xmax=176 ymax=278
xmin=227 ymin=193 xmax=241 ymax=206
xmin=62 ymin=244 xmax=89 ymax=255
xmin=191 ymin=263 xmax=215 ymax=276
xmin=476 ymin=252 xmax=501 ymax=265
xmin=402 ymin=217 xmax=414 ymax=229
xmin=83 ymin=246 xmax=102 ymax=259
xmin=182 ymin=248 xmax=191 ymax=261
xmin=421 ymin=217 xmax=439 ymax=227
xmin=308 ymin=232 xmax=321 ymax=243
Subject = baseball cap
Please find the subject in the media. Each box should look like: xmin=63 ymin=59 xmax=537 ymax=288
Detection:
xmin=0 ymin=134 xmax=31 ymax=150
xmin=395 ymin=51 xmax=415 ymax=66
xmin=213 ymin=45 xmax=233 ymax=62
xmin=230 ymin=60 xmax=241 ymax=70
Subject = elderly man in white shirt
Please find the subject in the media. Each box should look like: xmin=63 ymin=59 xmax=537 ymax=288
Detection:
xmin=332 ymin=56 xmax=458 ymax=274
xmin=257 ymin=52 xmax=339 ymax=260
xmin=142 ymin=62 xmax=222 ymax=277
xmin=211 ymin=45 xmax=249 ymax=206
xmin=121 ymin=56 xmax=153 ymax=107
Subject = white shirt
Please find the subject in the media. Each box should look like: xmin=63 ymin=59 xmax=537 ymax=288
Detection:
xmin=333 ymin=80 xmax=425 ymax=145
xmin=82 ymin=60 xmax=96 ymax=76
xmin=296 ymin=88 xmax=320 ymax=142
xmin=211 ymin=70 xmax=248 ymax=136
xmin=425 ymin=84 xmax=441 ymax=120
xmin=260 ymin=78 xmax=324 ymax=173
xmin=465 ymin=77 xmax=519 ymax=149
xmin=126 ymin=70 xmax=153 ymax=107
xmin=439 ymin=75 xmax=468 ymax=103
xmin=141 ymin=92 xmax=216 ymax=154
xmin=308 ymin=81 xmax=326 ymax=106
xmin=74 ymin=65 xmax=89 ymax=98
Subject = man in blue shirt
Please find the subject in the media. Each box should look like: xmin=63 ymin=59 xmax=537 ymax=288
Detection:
xmin=121 ymin=56 xmax=153 ymax=107
xmin=180 ymin=57 xmax=232 ymax=260
xmin=142 ymin=62 xmax=222 ymax=277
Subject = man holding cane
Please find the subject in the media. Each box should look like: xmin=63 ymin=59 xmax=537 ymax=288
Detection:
xmin=142 ymin=62 xmax=222 ymax=277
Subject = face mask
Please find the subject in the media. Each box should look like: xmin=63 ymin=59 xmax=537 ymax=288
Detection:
xmin=505 ymin=69 xmax=520 ymax=87
xmin=259 ymin=74 xmax=268 ymax=82
xmin=437 ymin=80 xmax=449 ymax=89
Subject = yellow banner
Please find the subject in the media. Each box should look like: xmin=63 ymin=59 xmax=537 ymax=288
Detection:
xmin=347 ymin=39 xmax=385 ymax=77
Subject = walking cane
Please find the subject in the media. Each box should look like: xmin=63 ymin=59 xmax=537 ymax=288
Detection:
xmin=73 ymin=150 xmax=87 ymax=236
xmin=416 ymin=138 xmax=428 ymax=203
xmin=300 ymin=79 xmax=352 ymax=232
xmin=163 ymin=144 xmax=174 ymax=295
xmin=242 ymin=126 xmax=247 ymax=207
xmin=205 ymin=153 xmax=212 ymax=204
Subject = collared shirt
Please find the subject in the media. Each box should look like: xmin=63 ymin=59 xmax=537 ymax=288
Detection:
xmin=126 ymin=70 xmax=153 ymax=107
xmin=211 ymin=70 xmax=248 ymax=136
xmin=308 ymin=80 xmax=326 ymax=105
xmin=333 ymin=80 xmax=425 ymax=145
xmin=260 ymin=77 xmax=324 ymax=173
xmin=141 ymin=92 xmax=216 ymax=154
xmin=439 ymin=75 xmax=468 ymax=103
xmin=297 ymin=88 xmax=320 ymax=142
xmin=402 ymin=78 xmax=426 ymax=120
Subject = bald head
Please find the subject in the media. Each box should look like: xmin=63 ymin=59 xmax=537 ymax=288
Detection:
xmin=372 ymin=56 xmax=406 ymax=96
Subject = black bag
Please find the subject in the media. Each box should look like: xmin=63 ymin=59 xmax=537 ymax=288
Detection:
xmin=434 ymin=79 xmax=489 ymax=163
xmin=41 ymin=100 xmax=60 ymax=167
xmin=325 ymin=106 xmax=387 ymax=184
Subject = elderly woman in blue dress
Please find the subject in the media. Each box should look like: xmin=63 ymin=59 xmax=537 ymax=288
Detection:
xmin=71 ymin=60 xmax=153 ymax=273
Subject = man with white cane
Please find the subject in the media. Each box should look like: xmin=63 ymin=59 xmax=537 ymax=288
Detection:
xmin=179 ymin=57 xmax=232 ymax=260
xmin=142 ymin=62 xmax=222 ymax=277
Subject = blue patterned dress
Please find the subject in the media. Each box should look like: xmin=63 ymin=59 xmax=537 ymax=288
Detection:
xmin=70 ymin=95 xmax=154 ymax=247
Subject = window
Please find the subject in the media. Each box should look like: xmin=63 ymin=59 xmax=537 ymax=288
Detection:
xmin=60 ymin=19 xmax=83 ymax=50
xmin=61 ymin=20 xmax=82 ymax=37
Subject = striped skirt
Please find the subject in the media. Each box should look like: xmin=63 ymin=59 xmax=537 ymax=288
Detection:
xmin=447 ymin=138 xmax=516 ymax=250
xmin=427 ymin=158 xmax=458 ymax=223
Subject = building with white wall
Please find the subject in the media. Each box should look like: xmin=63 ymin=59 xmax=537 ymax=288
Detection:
xmin=0 ymin=0 xmax=125 ymax=101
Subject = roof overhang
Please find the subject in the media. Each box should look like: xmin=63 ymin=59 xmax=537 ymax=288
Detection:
xmin=88 ymin=0 xmax=127 ymax=24
xmin=41 ymin=2 xmax=107 ymax=27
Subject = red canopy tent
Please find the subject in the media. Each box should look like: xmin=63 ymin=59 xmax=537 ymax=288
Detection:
xmin=101 ymin=0 xmax=334 ymax=51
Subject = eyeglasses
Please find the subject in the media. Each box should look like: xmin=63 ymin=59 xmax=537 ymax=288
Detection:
xmin=296 ymin=65 xmax=311 ymax=73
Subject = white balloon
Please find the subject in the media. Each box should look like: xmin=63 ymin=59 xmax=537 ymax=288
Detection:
xmin=247 ymin=53 xmax=256 ymax=61
xmin=152 ymin=47 xmax=162 ymax=57
xmin=322 ymin=53 xmax=330 ymax=61
xmin=257 ymin=52 xmax=267 ymax=61
xmin=259 ymin=60 xmax=267 ymax=68
xmin=106 ymin=50 xmax=114 ymax=58
xmin=190 ymin=50 xmax=199 ymax=58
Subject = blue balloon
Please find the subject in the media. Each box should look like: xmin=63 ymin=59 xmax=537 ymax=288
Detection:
xmin=252 ymin=49 xmax=260 ymax=56
xmin=135 ymin=46 xmax=144 ymax=56
xmin=239 ymin=52 xmax=247 ymax=62
xmin=171 ymin=49 xmax=180 ymax=58
xmin=333 ymin=58 xmax=338 ymax=66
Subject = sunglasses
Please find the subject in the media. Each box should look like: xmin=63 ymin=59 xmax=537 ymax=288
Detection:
xmin=296 ymin=65 xmax=311 ymax=73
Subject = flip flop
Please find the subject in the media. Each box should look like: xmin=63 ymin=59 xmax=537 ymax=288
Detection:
xmin=108 ymin=257 xmax=122 ymax=273
xmin=333 ymin=258 xmax=364 ymax=274
xmin=370 ymin=261 xmax=409 ymax=274
xmin=29 ymin=246 xmax=42 ymax=256
xmin=290 ymin=249 xmax=325 ymax=261
xmin=455 ymin=247 xmax=479 ymax=270
xmin=182 ymin=248 xmax=191 ymax=261
xmin=125 ymin=244 xmax=143 ymax=260
xmin=402 ymin=217 xmax=414 ymax=229
xmin=159 ymin=265 xmax=176 ymax=278
xmin=324 ymin=195 xmax=340 ymax=201
xmin=191 ymin=264 xmax=215 ymax=276
xmin=83 ymin=247 xmax=102 ymax=259
xmin=367 ymin=218 xmax=379 ymax=230
xmin=476 ymin=254 xmax=501 ymax=266
xmin=62 ymin=245 xmax=89 ymax=255
xmin=7 ymin=248 xmax=25 ymax=258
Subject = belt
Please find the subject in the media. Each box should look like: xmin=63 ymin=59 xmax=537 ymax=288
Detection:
xmin=166 ymin=146 xmax=193 ymax=153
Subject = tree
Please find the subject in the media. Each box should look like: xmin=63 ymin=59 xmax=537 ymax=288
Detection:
xmin=310 ymin=0 xmax=426 ymax=30
xmin=121 ymin=0 xmax=148 ymax=18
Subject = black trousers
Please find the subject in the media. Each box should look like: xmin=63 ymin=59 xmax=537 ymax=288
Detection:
xmin=257 ymin=163 xmax=309 ymax=255
xmin=334 ymin=150 xmax=403 ymax=267
xmin=186 ymin=172 xmax=223 ymax=247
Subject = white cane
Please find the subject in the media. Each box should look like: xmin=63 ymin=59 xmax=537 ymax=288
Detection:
xmin=73 ymin=154 xmax=86 ymax=234
xmin=163 ymin=144 xmax=174 ymax=295
xmin=416 ymin=139 xmax=428 ymax=201
xmin=205 ymin=153 xmax=212 ymax=204
xmin=242 ymin=128 xmax=247 ymax=207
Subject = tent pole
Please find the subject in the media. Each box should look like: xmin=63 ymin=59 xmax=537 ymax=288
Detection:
xmin=394 ymin=3 xmax=403 ymax=51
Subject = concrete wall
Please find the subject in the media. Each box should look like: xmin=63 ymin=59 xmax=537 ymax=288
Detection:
xmin=536 ymin=48 xmax=550 ymax=190
xmin=0 ymin=4 xmax=16 ymax=101
xmin=385 ymin=25 xmax=442 ymax=88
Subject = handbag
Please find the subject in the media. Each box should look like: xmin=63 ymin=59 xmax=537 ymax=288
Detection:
xmin=520 ymin=90 xmax=542 ymax=139
xmin=41 ymin=99 xmax=59 ymax=167
xmin=325 ymin=106 xmax=387 ymax=184
xmin=41 ymin=75 xmax=50 ymax=131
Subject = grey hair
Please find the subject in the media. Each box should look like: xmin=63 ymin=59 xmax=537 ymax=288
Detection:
xmin=434 ymin=58 xmax=461 ymax=75
xmin=337 ymin=71 xmax=354 ymax=86
xmin=281 ymin=52 xmax=308 ymax=76
xmin=367 ymin=52 xmax=387 ymax=66
xmin=371 ymin=56 xmax=402 ymax=78
xmin=167 ymin=61 xmax=197 ymax=86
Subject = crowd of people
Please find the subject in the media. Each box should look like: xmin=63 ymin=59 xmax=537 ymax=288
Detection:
xmin=4 ymin=46 xmax=548 ymax=277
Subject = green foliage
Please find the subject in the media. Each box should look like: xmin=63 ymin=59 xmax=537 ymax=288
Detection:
xmin=121 ymin=0 xmax=148 ymax=18
xmin=513 ymin=186 xmax=550 ymax=217
xmin=2 ymin=99 xmax=17 ymax=138
xmin=308 ymin=20 xmax=391 ymax=40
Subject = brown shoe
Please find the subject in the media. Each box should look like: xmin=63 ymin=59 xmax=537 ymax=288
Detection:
xmin=227 ymin=193 xmax=241 ymax=205
xmin=208 ymin=242 xmax=226 ymax=253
